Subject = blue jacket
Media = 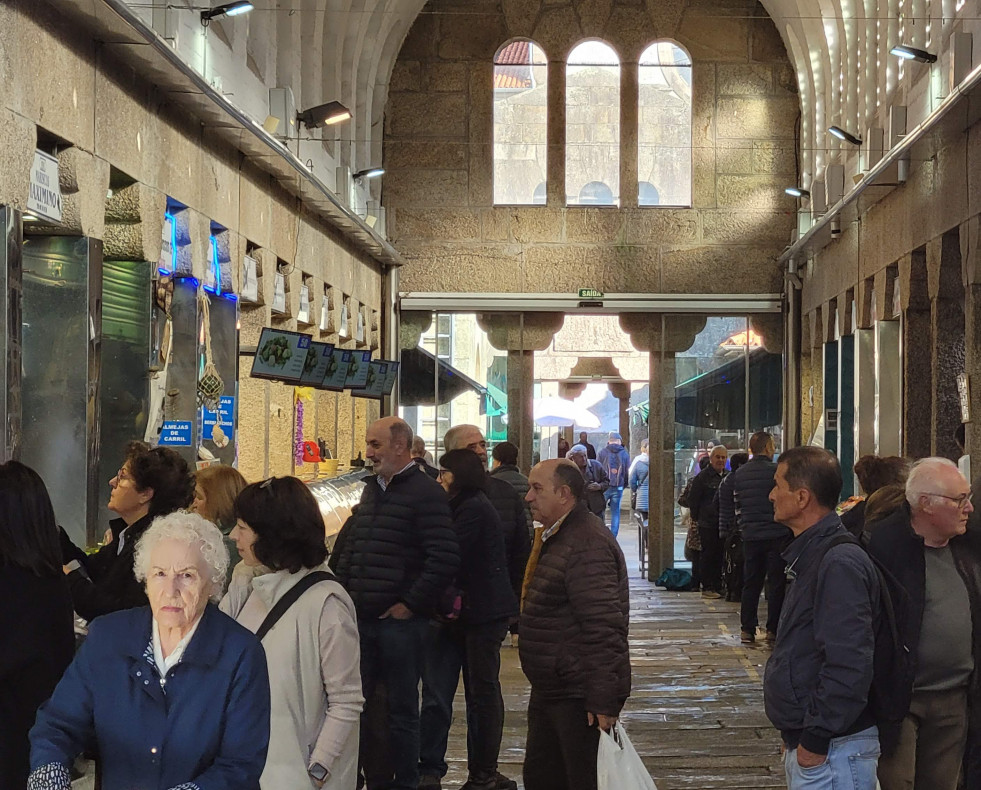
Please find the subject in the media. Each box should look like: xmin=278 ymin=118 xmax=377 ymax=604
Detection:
xmin=629 ymin=455 xmax=650 ymax=512
xmin=763 ymin=513 xmax=880 ymax=754
xmin=30 ymin=604 xmax=270 ymax=790
xmin=598 ymin=443 xmax=630 ymax=488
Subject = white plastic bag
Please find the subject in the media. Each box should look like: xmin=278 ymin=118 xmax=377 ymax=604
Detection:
xmin=597 ymin=721 xmax=657 ymax=790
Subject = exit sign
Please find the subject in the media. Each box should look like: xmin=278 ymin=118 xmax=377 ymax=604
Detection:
xmin=578 ymin=288 xmax=604 ymax=299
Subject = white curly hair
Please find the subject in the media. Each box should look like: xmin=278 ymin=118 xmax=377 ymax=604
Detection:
xmin=133 ymin=510 xmax=230 ymax=601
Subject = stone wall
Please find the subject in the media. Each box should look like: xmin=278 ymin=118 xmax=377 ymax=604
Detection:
xmin=384 ymin=0 xmax=798 ymax=295
xmin=0 ymin=0 xmax=383 ymax=482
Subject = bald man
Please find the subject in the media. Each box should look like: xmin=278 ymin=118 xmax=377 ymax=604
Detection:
xmin=333 ymin=416 xmax=459 ymax=790
xmin=519 ymin=460 xmax=631 ymax=790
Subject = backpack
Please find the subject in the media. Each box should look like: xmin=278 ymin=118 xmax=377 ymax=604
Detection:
xmin=816 ymin=534 xmax=915 ymax=756
xmin=655 ymin=567 xmax=693 ymax=591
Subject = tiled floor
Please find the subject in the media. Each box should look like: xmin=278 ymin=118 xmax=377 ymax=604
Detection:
xmin=73 ymin=521 xmax=784 ymax=790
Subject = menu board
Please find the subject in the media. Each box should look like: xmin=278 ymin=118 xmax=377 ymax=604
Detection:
xmin=299 ymin=342 xmax=336 ymax=387
xmin=343 ymin=350 xmax=374 ymax=389
xmin=353 ymin=360 xmax=390 ymax=399
xmin=382 ymin=361 xmax=400 ymax=395
xmin=250 ymin=328 xmax=311 ymax=383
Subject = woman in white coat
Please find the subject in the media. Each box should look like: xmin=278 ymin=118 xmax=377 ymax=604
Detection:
xmin=221 ymin=476 xmax=363 ymax=789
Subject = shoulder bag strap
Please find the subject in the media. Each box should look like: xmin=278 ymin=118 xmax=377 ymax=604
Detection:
xmin=256 ymin=570 xmax=337 ymax=641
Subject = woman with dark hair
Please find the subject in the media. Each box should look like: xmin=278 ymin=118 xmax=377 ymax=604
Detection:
xmin=221 ymin=476 xmax=363 ymax=789
xmin=839 ymin=455 xmax=909 ymax=536
xmin=61 ymin=441 xmax=195 ymax=620
xmin=0 ymin=461 xmax=75 ymax=789
xmin=419 ymin=449 xmax=518 ymax=790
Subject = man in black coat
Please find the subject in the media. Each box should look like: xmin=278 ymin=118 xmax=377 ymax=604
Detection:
xmin=333 ymin=417 xmax=459 ymax=790
xmin=520 ymin=459 xmax=630 ymax=790
xmin=688 ymin=445 xmax=728 ymax=598
xmin=868 ymin=458 xmax=981 ymax=790
xmin=718 ymin=431 xmax=791 ymax=643
xmin=444 ymin=425 xmax=532 ymax=609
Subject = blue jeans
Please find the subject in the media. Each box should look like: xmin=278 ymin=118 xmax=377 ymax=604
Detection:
xmin=419 ymin=618 xmax=510 ymax=780
xmin=604 ymin=486 xmax=624 ymax=537
xmin=358 ymin=616 xmax=430 ymax=790
xmin=784 ymin=726 xmax=880 ymax=790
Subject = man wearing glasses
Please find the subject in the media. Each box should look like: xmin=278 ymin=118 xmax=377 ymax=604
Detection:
xmin=869 ymin=457 xmax=981 ymax=790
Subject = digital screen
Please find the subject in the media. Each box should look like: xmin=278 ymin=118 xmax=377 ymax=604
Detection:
xmin=343 ymin=350 xmax=374 ymax=389
xmin=299 ymin=342 xmax=336 ymax=387
xmin=353 ymin=361 xmax=390 ymax=400
xmin=250 ymin=328 xmax=311 ymax=384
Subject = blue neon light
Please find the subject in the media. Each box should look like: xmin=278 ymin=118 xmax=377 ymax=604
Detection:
xmin=160 ymin=211 xmax=178 ymax=276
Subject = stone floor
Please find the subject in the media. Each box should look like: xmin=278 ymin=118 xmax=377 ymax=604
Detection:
xmin=73 ymin=521 xmax=785 ymax=790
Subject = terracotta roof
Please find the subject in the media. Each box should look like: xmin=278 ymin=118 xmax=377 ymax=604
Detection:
xmin=494 ymin=41 xmax=536 ymax=90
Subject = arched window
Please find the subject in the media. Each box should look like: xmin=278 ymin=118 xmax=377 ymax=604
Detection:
xmin=493 ymin=40 xmax=548 ymax=205
xmin=566 ymin=40 xmax=620 ymax=206
xmin=532 ymin=182 xmax=547 ymax=204
xmin=638 ymin=42 xmax=692 ymax=207
xmin=578 ymin=182 xmax=615 ymax=204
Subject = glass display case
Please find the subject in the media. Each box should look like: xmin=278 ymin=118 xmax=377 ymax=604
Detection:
xmin=307 ymin=469 xmax=371 ymax=547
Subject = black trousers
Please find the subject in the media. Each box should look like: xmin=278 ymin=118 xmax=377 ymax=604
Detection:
xmin=697 ymin=524 xmax=723 ymax=593
xmin=740 ymin=536 xmax=790 ymax=634
xmin=523 ymin=693 xmax=600 ymax=790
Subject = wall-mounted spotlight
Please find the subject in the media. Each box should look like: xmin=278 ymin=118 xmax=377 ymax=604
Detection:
xmin=890 ymin=44 xmax=937 ymax=63
xmin=201 ymin=1 xmax=254 ymax=24
xmin=785 ymin=187 xmax=810 ymax=198
xmin=297 ymin=101 xmax=352 ymax=129
xmin=828 ymin=126 xmax=863 ymax=145
xmin=353 ymin=167 xmax=385 ymax=182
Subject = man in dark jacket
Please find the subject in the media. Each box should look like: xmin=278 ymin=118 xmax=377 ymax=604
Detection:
xmin=764 ymin=447 xmax=881 ymax=790
xmin=334 ymin=417 xmax=459 ymax=790
xmin=718 ymin=431 xmax=792 ymax=643
xmin=868 ymin=458 xmax=981 ymax=790
xmin=688 ymin=445 xmax=728 ymax=598
xmin=445 ymin=425 xmax=532 ymax=607
xmin=520 ymin=459 xmax=630 ymax=790
xmin=567 ymin=444 xmax=610 ymax=517
xmin=490 ymin=440 xmax=532 ymax=530
xmin=598 ymin=432 xmax=631 ymax=537
xmin=578 ymin=431 xmax=597 ymax=460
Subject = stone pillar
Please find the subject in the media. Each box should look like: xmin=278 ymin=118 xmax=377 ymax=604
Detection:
xmin=620 ymin=313 xmax=706 ymax=579
xmin=619 ymin=58 xmax=639 ymax=209
xmin=960 ymin=217 xmax=981 ymax=470
xmin=900 ymin=251 xmax=933 ymax=458
xmin=546 ymin=59 xmax=566 ymax=207
xmin=608 ymin=381 xmax=631 ymax=447
xmin=477 ymin=313 xmax=564 ymax=472
xmin=927 ymin=232 xmax=965 ymax=460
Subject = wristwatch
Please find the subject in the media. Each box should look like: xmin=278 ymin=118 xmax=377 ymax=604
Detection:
xmin=309 ymin=763 xmax=329 ymax=783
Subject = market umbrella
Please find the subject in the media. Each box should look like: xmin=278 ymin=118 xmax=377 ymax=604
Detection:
xmin=533 ymin=396 xmax=601 ymax=429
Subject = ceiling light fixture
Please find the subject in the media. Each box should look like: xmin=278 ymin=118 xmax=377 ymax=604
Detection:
xmin=890 ymin=44 xmax=937 ymax=63
xmin=828 ymin=125 xmax=863 ymax=145
xmin=353 ymin=167 xmax=385 ymax=181
xmin=201 ymin=1 xmax=254 ymax=24
xmin=785 ymin=187 xmax=811 ymax=198
xmin=297 ymin=101 xmax=351 ymax=129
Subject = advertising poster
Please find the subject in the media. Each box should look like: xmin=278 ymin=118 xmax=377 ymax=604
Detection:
xmin=200 ymin=395 xmax=235 ymax=448
xmin=250 ymin=328 xmax=311 ymax=383
xmin=300 ymin=342 xmax=336 ymax=387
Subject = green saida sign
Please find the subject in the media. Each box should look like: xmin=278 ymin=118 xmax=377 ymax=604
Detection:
xmin=578 ymin=288 xmax=604 ymax=299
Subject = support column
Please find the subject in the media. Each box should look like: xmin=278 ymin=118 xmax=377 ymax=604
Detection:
xmin=960 ymin=217 xmax=981 ymax=471
xmin=609 ymin=381 xmax=631 ymax=448
xmin=837 ymin=333 xmax=855 ymax=497
xmin=477 ymin=312 xmax=564 ymax=472
xmin=619 ymin=58 xmax=639 ymax=209
xmin=900 ymin=251 xmax=932 ymax=458
xmin=621 ymin=313 xmax=706 ymax=579
xmin=927 ymin=232 xmax=965 ymax=460
xmin=546 ymin=59 xmax=566 ymax=207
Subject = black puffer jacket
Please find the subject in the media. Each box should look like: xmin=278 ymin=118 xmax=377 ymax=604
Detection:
xmin=449 ymin=489 xmax=519 ymax=625
xmin=62 ymin=514 xmax=154 ymax=621
xmin=519 ymin=504 xmax=631 ymax=715
xmin=490 ymin=465 xmax=532 ymax=530
xmin=688 ymin=466 xmax=724 ymax=529
xmin=485 ymin=475 xmax=532 ymax=602
xmin=717 ymin=456 xmax=789 ymax=542
xmin=333 ymin=466 xmax=459 ymax=619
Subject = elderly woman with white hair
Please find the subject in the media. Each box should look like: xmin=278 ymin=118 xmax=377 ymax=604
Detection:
xmin=28 ymin=511 xmax=270 ymax=790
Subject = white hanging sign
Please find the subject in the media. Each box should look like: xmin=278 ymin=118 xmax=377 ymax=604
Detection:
xmin=298 ymin=284 xmax=311 ymax=324
xmin=28 ymin=150 xmax=62 ymax=223
xmin=356 ymin=309 xmax=365 ymax=343
xmin=320 ymin=295 xmax=330 ymax=331
xmin=339 ymin=302 xmax=349 ymax=337
xmin=241 ymin=255 xmax=258 ymax=303
xmin=272 ymin=272 xmax=287 ymax=313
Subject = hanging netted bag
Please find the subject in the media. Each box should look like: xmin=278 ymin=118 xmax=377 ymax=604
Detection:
xmin=197 ymin=292 xmax=224 ymax=412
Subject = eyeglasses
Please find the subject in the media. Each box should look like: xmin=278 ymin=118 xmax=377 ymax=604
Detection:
xmin=260 ymin=477 xmax=275 ymax=490
xmin=925 ymin=491 xmax=974 ymax=509
xmin=437 ymin=469 xmax=449 ymax=478
xmin=113 ymin=468 xmax=133 ymax=483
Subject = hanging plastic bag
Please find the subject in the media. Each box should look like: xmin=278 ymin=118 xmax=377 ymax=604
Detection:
xmin=597 ymin=721 xmax=657 ymax=790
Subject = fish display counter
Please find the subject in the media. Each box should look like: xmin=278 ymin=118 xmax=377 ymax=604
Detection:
xmin=306 ymin=469 xmax=371 ymax=547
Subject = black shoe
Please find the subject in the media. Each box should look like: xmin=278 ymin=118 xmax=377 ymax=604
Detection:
xmin=740 ymin=629 xmax=756 ymax=644
xmin=418 ymin=774 xmax=442 ymax=790
xmin=460 ymin=772 xmax=517 ymax=790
